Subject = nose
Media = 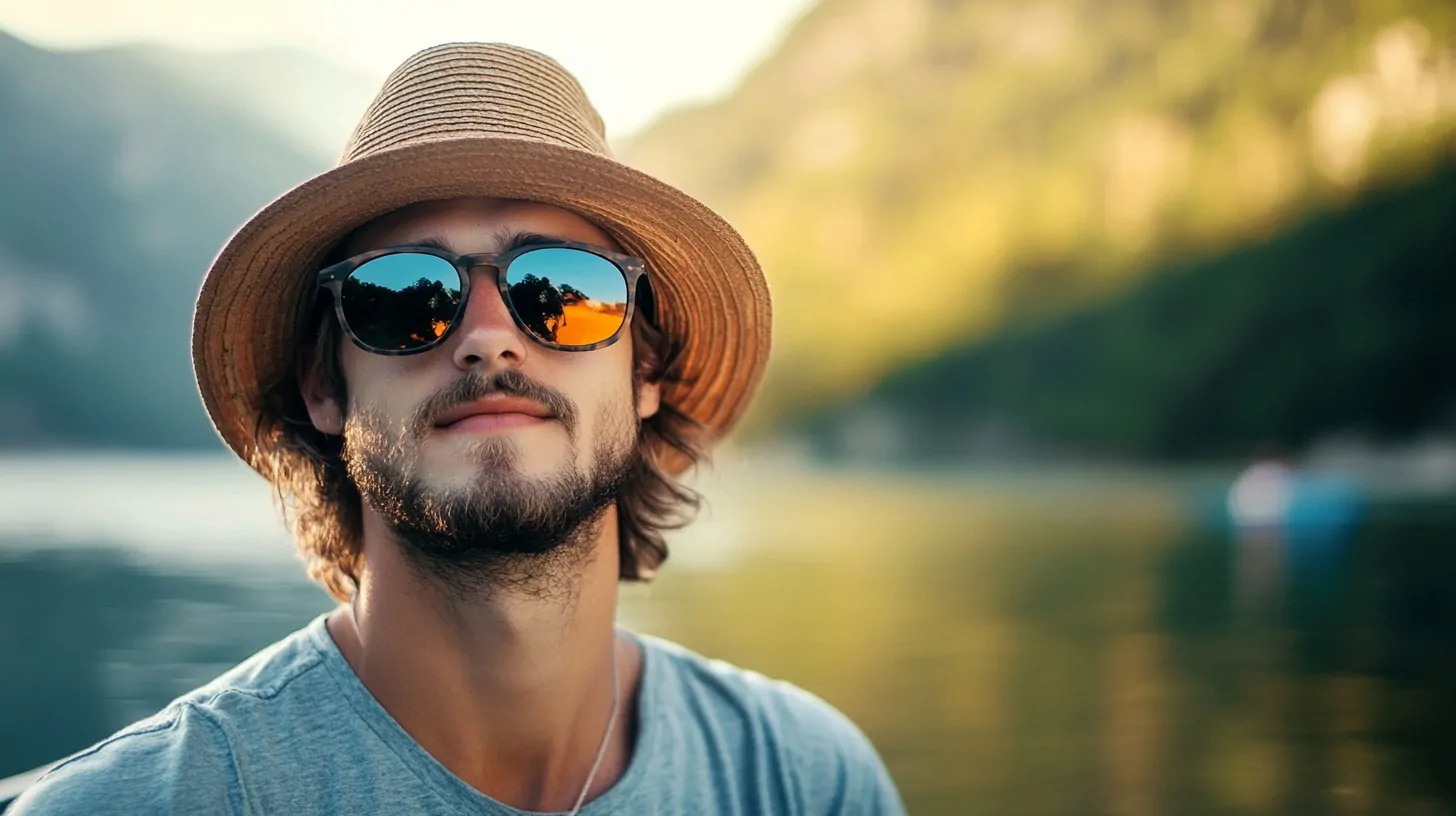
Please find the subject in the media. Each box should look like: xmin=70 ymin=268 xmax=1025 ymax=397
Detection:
xmin=448 ymin=265 xmax=528 ymax=372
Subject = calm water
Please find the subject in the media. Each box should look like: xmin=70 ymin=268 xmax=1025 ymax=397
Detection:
xmin=2 ymin=456 xmax=1454 ymax=815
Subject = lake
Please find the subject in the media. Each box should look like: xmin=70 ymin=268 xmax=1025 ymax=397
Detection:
xmin=2 ymin=455 xmax=1454 ymax=814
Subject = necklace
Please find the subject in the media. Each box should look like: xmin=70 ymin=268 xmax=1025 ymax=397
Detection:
xmin=566 ymin=638 xmax=620 ymax=816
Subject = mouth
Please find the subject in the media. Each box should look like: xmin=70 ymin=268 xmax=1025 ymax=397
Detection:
xmin=433 ymin=396 xmax=555 ymax=433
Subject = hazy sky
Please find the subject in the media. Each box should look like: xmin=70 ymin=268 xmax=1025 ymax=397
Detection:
xmin=0 ymin=0 xmax=816 ymax=136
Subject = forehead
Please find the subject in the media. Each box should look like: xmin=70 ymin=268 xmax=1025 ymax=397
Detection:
xmin=339 ymin=197 xmax=620 ymax=255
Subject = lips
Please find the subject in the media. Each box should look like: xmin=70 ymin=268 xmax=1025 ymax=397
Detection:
xmin=433 ymin=396 xmax=555 ymax=429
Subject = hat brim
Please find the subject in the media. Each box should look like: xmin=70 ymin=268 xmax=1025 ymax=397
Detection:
xmin=192 ymin=136 xmax=771 ymax=476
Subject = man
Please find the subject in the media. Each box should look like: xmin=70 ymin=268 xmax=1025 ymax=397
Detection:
xmin=11 ymin=43 xmax=905 ymax=815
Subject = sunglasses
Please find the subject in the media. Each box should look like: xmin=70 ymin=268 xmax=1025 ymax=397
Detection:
xmin=316 ymin=240 xmax=649 ymax=355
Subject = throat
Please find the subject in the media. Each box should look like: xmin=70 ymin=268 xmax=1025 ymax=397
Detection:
xmin=325 ymin=603 xmax=642 ymax=812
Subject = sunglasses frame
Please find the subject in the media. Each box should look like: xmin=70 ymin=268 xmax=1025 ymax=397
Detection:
xmin=316 ymin=240 xmax=649 ymax=355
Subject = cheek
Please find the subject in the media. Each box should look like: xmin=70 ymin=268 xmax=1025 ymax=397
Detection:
xmin=597 ymin=343 xmax=639 ymax=409
xmin=560 ymin=347 xmax=637 ymax=435
xmin=339 ymin=349 xmax=417 ymax=421
xmin=602 ymin=348 xmax=643 ymax=430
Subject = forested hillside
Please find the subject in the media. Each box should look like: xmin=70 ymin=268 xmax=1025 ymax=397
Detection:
xmin=624 ymin=0 xmax=1456 ymax=446
xmin=806 ymin=162 xmax=1456 ymax=460
xmin=0 ymin=33 xmax=338 ymax=447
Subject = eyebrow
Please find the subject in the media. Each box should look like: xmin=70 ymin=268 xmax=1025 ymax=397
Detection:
xmin=405 ymin=230 xmax=576 ymax=254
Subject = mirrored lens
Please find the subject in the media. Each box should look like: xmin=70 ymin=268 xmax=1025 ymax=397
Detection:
xmin=340 ymin=253 xmax=462 ymax=351
xmin=503 ymin=248 xmax=629 ymax=346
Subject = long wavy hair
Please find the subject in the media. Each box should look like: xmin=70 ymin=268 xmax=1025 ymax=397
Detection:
xmin=252 ymin=274 xmax=708 ymax=602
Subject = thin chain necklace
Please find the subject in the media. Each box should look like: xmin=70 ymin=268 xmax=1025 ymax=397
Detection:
xmin=565 ymin=639 xmax=620 ymax=816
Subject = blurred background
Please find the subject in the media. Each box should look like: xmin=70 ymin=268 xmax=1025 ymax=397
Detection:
xmin=1 ymin=0 xmax=1454 ymax=812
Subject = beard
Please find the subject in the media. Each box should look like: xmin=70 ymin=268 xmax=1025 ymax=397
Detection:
xmin=340 ymin=368 xmax=640 ymax=597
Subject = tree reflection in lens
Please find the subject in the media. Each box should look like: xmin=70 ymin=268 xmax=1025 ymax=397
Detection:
xmin=503 ymin=248 xmax=630 ymax=346
xmin=508 ymin=274 xmax=568 ymax=343
xmin=343 ymin=275 xmax=460 ymax=350
xmin=507 ymin=275 xmax=627 ymax=346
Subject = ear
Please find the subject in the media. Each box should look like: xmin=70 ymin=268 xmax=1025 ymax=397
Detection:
xmin=300 ymin=353 xmax=344 ymax=435
xmin=636 ymin=378 xmax=661 ymax=421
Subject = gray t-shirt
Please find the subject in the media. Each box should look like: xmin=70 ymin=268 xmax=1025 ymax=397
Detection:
xmin=11 ymin=614 xmax=905 ymax=815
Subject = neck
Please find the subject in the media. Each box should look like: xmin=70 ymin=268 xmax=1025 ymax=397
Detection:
xmin=326 ymin=505 xmax=639 ymax=811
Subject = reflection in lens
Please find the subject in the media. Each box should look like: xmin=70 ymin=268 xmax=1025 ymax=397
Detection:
xmin=505 ymin=248 xmax=628 ymax=346
xmin=341 ymin=253 xmax=462 ymax=351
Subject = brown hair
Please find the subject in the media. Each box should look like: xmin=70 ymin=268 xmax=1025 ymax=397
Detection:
xmin=253 ymin=279 xmax=708 ymax=602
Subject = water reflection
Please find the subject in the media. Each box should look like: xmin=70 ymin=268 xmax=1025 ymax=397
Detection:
xmin=2 ymin=481 xmax=1454 ymax=814
xmin=0 ymin=547 xmax=330 ymax=780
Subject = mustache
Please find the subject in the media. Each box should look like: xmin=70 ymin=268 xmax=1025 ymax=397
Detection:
xmin=410 ymin=369 xmax=579 ymax=439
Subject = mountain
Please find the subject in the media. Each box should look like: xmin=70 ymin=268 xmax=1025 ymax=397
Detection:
xmin=0 ymin=32 xmax=339 ymax=447
xmin=806 ymin=160 xmax=1456 ymax=461
xmin=622 ymin=0 xmax=1456 ymax=440
xmin=127 ymin=45 xmax=380 ymax=158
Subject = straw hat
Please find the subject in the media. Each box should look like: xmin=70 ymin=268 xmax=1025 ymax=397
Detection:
xmin=192 ymin=43 xmax=771 ymax=475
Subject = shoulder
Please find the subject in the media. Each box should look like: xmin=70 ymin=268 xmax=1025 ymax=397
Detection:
xmin=8 ymin=618 xmax=332 ymax=816
xmin=638 ymin=634 xmax=906 ymax=815
xmin=640 ymin=634 xmax=869 ymax=753
xmin=7 ymin=703 xmax=242 ymax=815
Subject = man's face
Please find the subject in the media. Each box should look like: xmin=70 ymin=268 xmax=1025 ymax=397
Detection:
xmin=303 ymin=197 xmax=661 ymax=582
